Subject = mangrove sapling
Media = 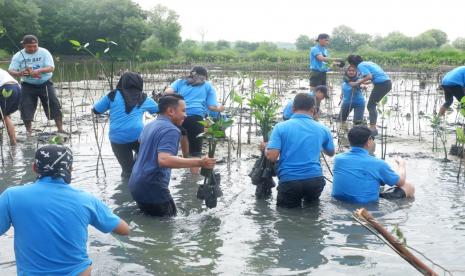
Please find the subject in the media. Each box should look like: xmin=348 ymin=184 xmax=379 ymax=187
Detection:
xmin=197 ymin=117 xmax=234 ymax=208
xmin=378 ymin=96 xmax=390 ymax=160
xmin=248 ymin=83 xmax=280 ymax=198
xmin=455 ymin=128 xmax=465 ymax=180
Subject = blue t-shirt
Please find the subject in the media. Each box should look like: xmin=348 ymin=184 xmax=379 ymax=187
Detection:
xmin=309 ymin=44 xmax=329 ymax=72
xmin=357 ymin=61 xmax=389 ymax=84
xmin=442 ymin=66 xmax=465 ymax=87
xmin=9 ymin=47 xmax=54 ymax=85
xmin=171 ymin=79 xmax=219 ymax=117
xmin=128 ymin=115 xmax=181 ymax=204
xmin=341 ymin=82 xmax=365 ymax=107
xmin=282 ymin=91 xmax=315 ymax=120
xmin=93 ymin=91 xmax=158 ymax=144
xmin=267 ymin=113 xmax=334 ymax=182
xmin=332 ymin=147 xmax=400 ymax=204
xmin=0 ymin=177 xmax=120 ymax=275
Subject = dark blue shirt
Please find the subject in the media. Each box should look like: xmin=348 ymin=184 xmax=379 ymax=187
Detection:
xmin=332 ymin=147 xmax=400 ymax=203
xmin=128 ymin=115 xmax=181 ymax=204
xmin=267 ymin=113 xmax=334 ymax=182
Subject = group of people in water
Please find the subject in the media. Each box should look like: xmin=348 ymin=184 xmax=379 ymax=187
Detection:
xmin=0 ymin=33 xmax=464 ymax=274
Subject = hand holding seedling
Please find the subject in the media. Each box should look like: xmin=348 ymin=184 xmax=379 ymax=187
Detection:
xmin=200 ymin=156 xmax=216 ymax=169
xmin=31 ymin=69 xmax=41 ymax=79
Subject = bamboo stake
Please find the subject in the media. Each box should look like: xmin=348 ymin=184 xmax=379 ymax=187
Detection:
xmin=354 ymin=208 xmax=438 ymax=276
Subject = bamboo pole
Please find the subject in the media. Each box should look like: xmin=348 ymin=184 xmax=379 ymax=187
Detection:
xmin=354 ymin=208 xmax=438 ymax=276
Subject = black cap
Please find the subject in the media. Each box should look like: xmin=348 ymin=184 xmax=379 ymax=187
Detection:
xmin=315 ymin=85 xmax=329 ymax=99
xmin=316 ymin=33 xmax=330 ymax=42
xmin=21 ymin=34 xmax=38 ymax=44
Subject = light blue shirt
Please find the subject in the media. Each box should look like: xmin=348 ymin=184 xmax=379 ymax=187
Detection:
xmin=309 ymin=44 xmax=329 ymax=72
xmin=341 ymin=82 xmax=365 ymax=106
xmin=357 ymin=61 xmax=390 ymax=84
xmin=0 ymin=177 xmax=120 ymax=275
xmin=267 ymin=113 xmax=334 ymax=182
xmin=282 ymin=91 xmax=314 ymax=120
xmin=171 ymin=79 xmax=219 ymax=117
xmin=93 ymin=91 xmax=159 ymax=144
xmin=332 ymin=147 xmax=400 ymax=203
xmin=9 ymin=47 xmax=54 ymax=85
xmin=442 ymin=66 xmax=465 ymax=87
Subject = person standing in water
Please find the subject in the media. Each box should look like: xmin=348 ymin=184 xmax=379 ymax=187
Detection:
xmin=347 ymin=55 xmax=391 ymax=136
xmin=0 ymin=68 xmax=21 ymax=145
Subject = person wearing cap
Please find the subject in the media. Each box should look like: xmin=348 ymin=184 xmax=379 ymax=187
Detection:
xmin=347 ymin=55 xmax=391 ymax=136
xmin=92 ymin=72 xmax=159 ymax=178
xmin=266 ymin=93 xmax=335 ymax=208
xmin=282 ymin=85 xmax=329 ymax=120
xmin=339 ymin=65 xmax=366 ymax=125
xmin=8 ymin=34 xmax=64 ymax=134
xmin=0 ymin=68 xmax=21 ymax=145
xmin=332 ymin=126 xmax=415 ymax=204
xmin=129 ymin=94 xmax=217 ymax=217
xmin=438 ymin=66 xmax=465 ymax=116
xmin=309 ymin=34 xmax=342 ymax=92
xmin=0 ymin=144 xmax=129 ymax=275
xmin=165 ymin=66 xmax=224 ymax=172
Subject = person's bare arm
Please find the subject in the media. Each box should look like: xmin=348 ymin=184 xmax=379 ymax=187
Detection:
xmin=394 ymin=158 xmax=406 ymax=187
xmin=112 ymin=219 xmax=129 ymax=235
xmin=180 ymin=135 xmax=189 ymax=158
xmin=164 ymin=87 xmax=175 ymax=93
xmin=265 ymin=149 xmax=280 ymax=162
xmin=316 ymin=55 xmax=341 ymax=63
xmin=350 ymin=74 xmax=372 ymax=87
xmin=8 ymin=69 xmax=23 ymax=78
xmin=208 ymin=105 xmax=225 ymax=112
xmin=158 ymin=152 xmax=215 ymax=169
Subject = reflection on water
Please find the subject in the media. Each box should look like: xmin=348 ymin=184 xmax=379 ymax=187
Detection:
xmin=1 ymin=73 xmax=465 ymax=275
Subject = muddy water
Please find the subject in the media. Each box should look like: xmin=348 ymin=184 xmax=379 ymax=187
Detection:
xmin=1 ymin=72 xmax=465 ymax=275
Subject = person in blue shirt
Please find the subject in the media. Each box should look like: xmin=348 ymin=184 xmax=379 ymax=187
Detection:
xmin=332 ymin=126 xmax=415 ymax=204
xmin=0 ymin=144 xmax=129 ymax=276
xmin=129 ymin=94 xmax=216 ymax=217
xmin=266 ymin=93 xmax=335 ymax=208
xmin=165 ymin=66 xmax=224 ymax=164
xmin=93 ymin=72 xmax=159 ymax=177
xmin=282 ymin=85 xmax=329 ymax=120
xmin=309 ymin=33 xmax=343 ymax=91
xmin=347 ymin=55 xmax=391 ymax=136
xmin=339 ymin=66 xmax=366 ymax=125
xmin=8 ymin=34 xmax=64 ymax=134
xmin=0 ymin=68 xmax=21 ymax=145
xmin=439 ymin=66 xmax=465 ymax=116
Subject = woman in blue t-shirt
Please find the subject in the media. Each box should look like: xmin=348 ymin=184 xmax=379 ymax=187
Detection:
xmin=339 ymin=66 xmax=366 ymax=125
xmin=93 ymin=72 xmax=159 ymax=177
xmin=165 ymin=66 xmax=224 ymax=159
xmin=347 ymin=55 xmax=391 ymax=135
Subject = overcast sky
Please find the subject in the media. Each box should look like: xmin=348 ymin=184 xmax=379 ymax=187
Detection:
xmin=134 ymin=0 xmax=465 ymax=43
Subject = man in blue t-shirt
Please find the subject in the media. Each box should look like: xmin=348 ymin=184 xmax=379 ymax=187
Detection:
xmin=266 ymin=93 xmax=335 ymax=208
xmin=0 ymin=144 xmax=129 ymax=275
xmin=128 ymin=94 xmax=216 ymax=217
xmin=282 ymin=85 xmax=329 ymax=120
xmin=8 ymin=35 xmax=64 ymax=134
xmin=439 ymin=66 xmax=465 ymax=116
xmin=332 ymin=126 xmax=415 ymax=204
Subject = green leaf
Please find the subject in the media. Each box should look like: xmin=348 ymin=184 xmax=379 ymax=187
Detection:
xmin=381 ymin=95 xmax=388 ymax=106
xmin=69 ymin=40 xmax=81 ymax=47
xmin=457 ymin=128 xmax=465 ymax=144
xmin=213 ymin=130 xmax=225 ymax=138
xmin=198 ymin=120 xmax=209 ymax=127
xmin=95 ymin=52 xmax=100 ymax=59
xmin=255 ymin=79 xmax=264 ymax=88
xmin=96 ymin=38 xmax=107 ymax=43
xmin=460 ymin=96 xmax=465 ymax=117
xmin=1 ymin=89 xmax=13 ymax=98
xmin=0 ymin=26 xmax=6 ymax=37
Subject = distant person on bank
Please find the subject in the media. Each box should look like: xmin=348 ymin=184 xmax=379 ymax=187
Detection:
xmin=339 ymin=65 xmax=366 ymax=125
xmin=347 ymin=55 xmax=391 ymax=136
xmin=438 ymin=66 xmax=465 ymax=116
xmin=8 ymin=34 xmax=64 ymax=134
xmin=0 ymin=144 xmax=129 ymax=275
xmin=0 ymin=68 xmax=21 ymax=145
xmin=282 ymin=85 xmax=329 ymax=120
xmin=266 ymin=93 xmax=335 ymax=208
xmin=309 ymin=33 xmax=342 ymax=91
xmin=332 ymin=126 xmax=415 ymax=203
xmin=165 ymin=66 xmax=224 ymax=173
xmin=93 ymin=72 xmax=158 ymax=177
xmin=129 ymin=94 xmax=216 ymax=217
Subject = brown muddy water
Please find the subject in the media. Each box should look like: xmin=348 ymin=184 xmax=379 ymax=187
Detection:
xmin=1 ymin=70 xmax=465 ymax=275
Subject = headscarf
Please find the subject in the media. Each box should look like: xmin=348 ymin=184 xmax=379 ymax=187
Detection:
xmin=108 ymin=72 xmax=147 ymax=114
xmin=185 ymin=66 xmax=207 ymax=86
xmin=35 ymin=145 xmax=73 ymax=184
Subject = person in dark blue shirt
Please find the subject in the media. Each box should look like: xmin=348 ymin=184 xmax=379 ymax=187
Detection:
xmin=339 ymin=66 xmax=366 ymax=125
xmin=165 ymin=66 xmax=224 ymax=166
xmin=439 ymin=66 xmax=465 ymax=116
xmin=266 ymin=93 xmax=335 ymax=208
xmin=129 ymin=94 xmax=216 ymax=217
xmin=347 ymin=55 xmax=391 ymax=136
xmin=93 ymin=72 xmax=158 ymax=177
xmin=332 ymin=126 xmax=415 ymax=204
xmin=0 ymin=144 xmax=129 ymax=275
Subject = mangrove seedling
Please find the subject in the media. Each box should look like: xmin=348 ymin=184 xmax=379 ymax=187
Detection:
xmin=429 ymin=115 xmax=448 ymax=161
xmin=455 ymin=127 xmax=465 ymax=179
xmin=377 ymin=95 xmax=390 ymax=160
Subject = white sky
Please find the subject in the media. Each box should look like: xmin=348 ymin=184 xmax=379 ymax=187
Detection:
xmin=133 ymin=0 xmax=465 ymax=43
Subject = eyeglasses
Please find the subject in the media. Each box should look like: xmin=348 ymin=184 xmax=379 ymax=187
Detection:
xmin=369 ymin=136 xmax=375 ymax=141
